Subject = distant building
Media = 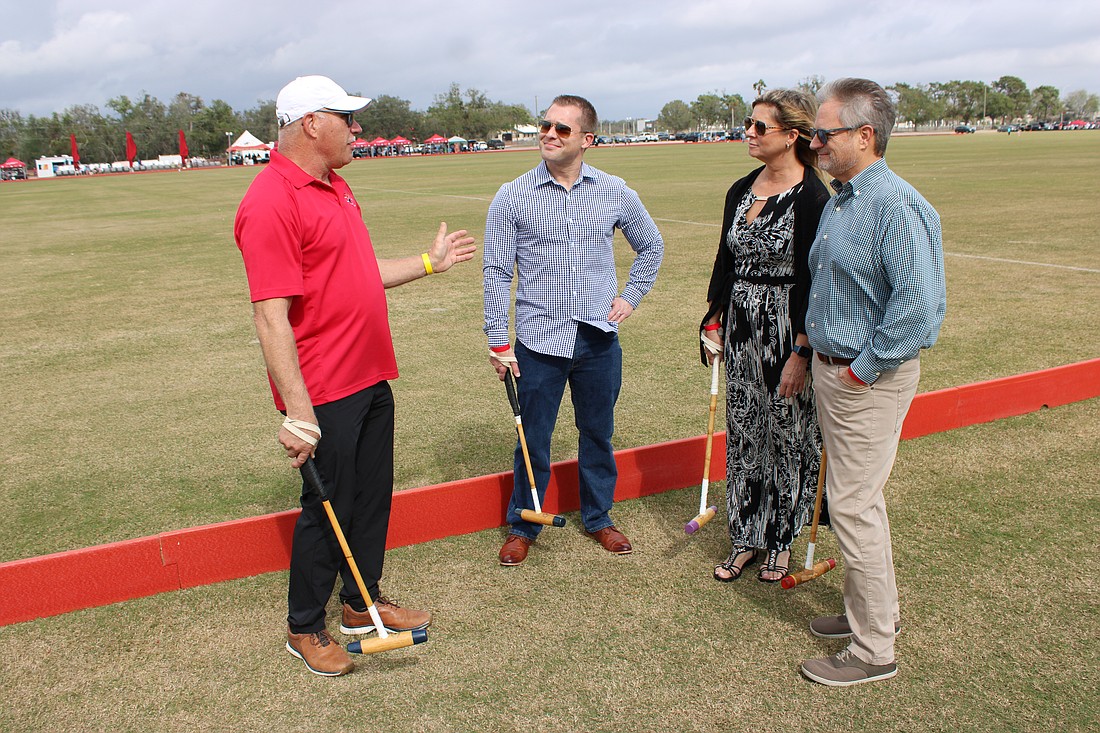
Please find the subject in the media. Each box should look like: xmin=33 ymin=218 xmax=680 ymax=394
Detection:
xmin=35 ymin=155 xmax=74 ymax=178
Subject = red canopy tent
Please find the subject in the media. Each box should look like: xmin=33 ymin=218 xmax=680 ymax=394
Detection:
xmin=391 ymin=136 xmax=411 ymax=146
xmin=352 ymin=138 xmax=372 ymax=148
xmin=423 ymin=134 xmax=447 ymax=144
xmin=0 ymin=157 xmax=26 ymax=169
xmin=368 ymin=136 xmax=391 ymax=146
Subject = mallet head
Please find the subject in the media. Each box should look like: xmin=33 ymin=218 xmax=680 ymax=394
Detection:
xmin=520 ymin=509 xmax=566 ymax=527
xmin=347 ymin=629 xmax=428 ymax=654
xmin=780 ymin=558 xmax=836 ymax=589
xmin=684 ymin=506 xmax=718 ymax=535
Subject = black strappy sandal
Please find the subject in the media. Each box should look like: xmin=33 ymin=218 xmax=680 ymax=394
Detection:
xmin=757 ymin=549 xmax=790 ymax=583
xmin=713 ymin=546 xmax=758 ymax=582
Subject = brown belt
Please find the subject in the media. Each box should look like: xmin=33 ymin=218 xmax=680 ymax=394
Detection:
xmin=816 ymin=353 xmax=854 ymax=366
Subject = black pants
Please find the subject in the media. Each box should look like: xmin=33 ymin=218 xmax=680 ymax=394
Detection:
xmin=287 ymin=382 xmax=395 ymax=634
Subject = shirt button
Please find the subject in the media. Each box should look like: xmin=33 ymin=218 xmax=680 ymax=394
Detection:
xmin=810 ymin=322 xmax=816 ymax=328
xmin=835 ymin=206 xmax=841 ymax=212
xmin=822 ymin=234 xmax=827 ymax=240
xmin=817 ymin=264 xmax=822 ymax=270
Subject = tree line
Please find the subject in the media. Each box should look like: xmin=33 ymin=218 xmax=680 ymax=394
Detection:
xmin=0 ymin=82 xmax=531 ymax=165
xmin=655 ymin=76 xmax=1098 ymax=133
xmin=3 ymin=75 xmax=1096 ymax=164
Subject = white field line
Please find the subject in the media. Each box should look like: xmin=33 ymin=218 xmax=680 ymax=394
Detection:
xmin=944 ymin=253 xmax=1100 ymax=274
xmin=363 ymin=199 xmax=1099 ymax=274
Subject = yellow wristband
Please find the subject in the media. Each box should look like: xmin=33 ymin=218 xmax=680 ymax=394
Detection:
xmin=421 ymin=252 xmax=433 ymax=275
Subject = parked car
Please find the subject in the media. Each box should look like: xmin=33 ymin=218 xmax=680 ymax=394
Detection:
xmin=954 ymin=125 xmax=976 ymax=134
xmin=486 ymin=139 xmax=505 ymax=149
xmin=998 ymin=124 xmax=1019 ymax=133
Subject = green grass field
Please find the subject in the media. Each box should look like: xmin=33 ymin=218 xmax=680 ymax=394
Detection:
xmin=1 ymin=132 xmax=1098 ymax=732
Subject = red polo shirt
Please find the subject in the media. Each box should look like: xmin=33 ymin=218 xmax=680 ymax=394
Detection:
xmin=234 ymin=151 xmax=398 ymax=410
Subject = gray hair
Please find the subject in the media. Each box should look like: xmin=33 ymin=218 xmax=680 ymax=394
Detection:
xmin=818 ymin=78 xmax=896 ymax=156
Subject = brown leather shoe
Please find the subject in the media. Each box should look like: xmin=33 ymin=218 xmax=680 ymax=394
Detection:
xmin=340 ymin=596 xmax=432 ymax=635
xmin=286 ymin=628 xmax=354 ymax=677
xmin=499 ymin=534 xmax=533 ymax=566
xmin=588 ymin=526 xmax=633 ymax=555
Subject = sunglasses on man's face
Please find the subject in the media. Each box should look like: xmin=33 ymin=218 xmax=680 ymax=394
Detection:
xmin=810 ymin=125 xmax=863 ymax=145
xmin=318 ymin=109 xmax=355 ymax=127
xmin=539 ymin=119 xmax=588 ymax=138
xmin=744 ymin=117 xmax=785 ymax=136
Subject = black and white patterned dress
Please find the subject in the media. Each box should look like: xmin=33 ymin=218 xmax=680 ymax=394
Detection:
xmin=722 ymin=184 xmax=821 ymax=552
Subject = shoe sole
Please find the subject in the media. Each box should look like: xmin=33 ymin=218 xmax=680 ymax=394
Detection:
xmin=800 ymin=664 xmax=897 ymax=687
xmin=285 ymin=642 xmax=352 ymax=677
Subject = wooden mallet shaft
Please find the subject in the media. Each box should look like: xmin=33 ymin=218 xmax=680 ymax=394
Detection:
xmin=781 ymin=447 xmax=835 ymax=590
xmin=301 ymin=459 xmax=428 ymax=654
xmin=505 ymin=372 xmax=566 ymax=528
xmin=685 ymin=357 xmax=721 ymax=535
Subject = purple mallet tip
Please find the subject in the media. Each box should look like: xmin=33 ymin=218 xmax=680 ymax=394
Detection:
xmin=685 ymin=521 xmax=699 ymax=535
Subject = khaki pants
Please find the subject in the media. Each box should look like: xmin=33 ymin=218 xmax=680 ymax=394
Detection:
xmin=811 ymin=357 xmax=920 ymax=665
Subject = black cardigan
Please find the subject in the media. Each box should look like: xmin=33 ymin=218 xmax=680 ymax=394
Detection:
xmin=699 ymin=165 xmax=830 ymax=364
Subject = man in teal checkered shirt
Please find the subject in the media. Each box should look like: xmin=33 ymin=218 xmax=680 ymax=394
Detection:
xmin=800 ymin=78 xmax=946 ymax=688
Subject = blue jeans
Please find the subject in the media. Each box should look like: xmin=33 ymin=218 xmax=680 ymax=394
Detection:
xmin=508 ymin=324 xmax=623 ymax=538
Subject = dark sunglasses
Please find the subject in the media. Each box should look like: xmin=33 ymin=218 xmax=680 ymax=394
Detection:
xmin=743 ymin=117 xmax=785 ymax=136
xmin=810 ymin=125 xmax=863 ymax=144
xmin=539 ymin=119 xmax=589 ymax=138
xmin=318 ymin=109 xmax=355 ymax=127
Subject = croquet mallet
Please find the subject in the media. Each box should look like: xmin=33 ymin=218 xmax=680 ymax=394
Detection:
xmin=300 ymin=458 xmax=428 ymax=654
xmin=503 ymin=370 xmax=566 ymax=528
xmin=781 ymin=447 xmax=836 ymax=589
xmin=685 ymin=336 xmax=722 ymax=534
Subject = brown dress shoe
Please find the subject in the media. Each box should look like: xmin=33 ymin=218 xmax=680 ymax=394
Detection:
xmin=499 ymin=534 xmax=533 ymax=566
xmin=340 ymin=597 xmax=432 ymax=635
xmin=286 ymin=628 xmax=354 ymax=677
xmin=588 ymin=526 xmax=633 ymax=555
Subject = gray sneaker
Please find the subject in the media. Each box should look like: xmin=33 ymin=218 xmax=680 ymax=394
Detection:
xmin=801 ymin=649 xmax=897 ymax=686
xmin=809 ymin=614 xmax=901 ymax=639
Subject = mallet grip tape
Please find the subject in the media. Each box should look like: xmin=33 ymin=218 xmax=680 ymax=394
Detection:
xmin=301 ymin=459 xmax=329 ymax=502
xmin=504 ymin=371 xmax=521 ymax=416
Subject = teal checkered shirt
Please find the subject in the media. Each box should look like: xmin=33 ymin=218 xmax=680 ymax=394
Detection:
xmin=806 ymin=158 xmax=946 ymax=384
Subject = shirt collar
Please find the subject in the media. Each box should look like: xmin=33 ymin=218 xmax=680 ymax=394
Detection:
xmin=831 ymin=157 xmax=888 ymax=196
xmin=535 ymin=160 xmax=596 ymax=189
xmin=269 ymin=149 xmax=344 ymax=190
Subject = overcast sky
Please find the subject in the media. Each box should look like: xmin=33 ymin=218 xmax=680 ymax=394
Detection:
xmin=3 ymin=0 xmax=1098 ymax=121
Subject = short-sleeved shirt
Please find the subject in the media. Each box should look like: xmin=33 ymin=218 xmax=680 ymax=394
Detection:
xmin=234 ymin=150 xmax=397 ymax=410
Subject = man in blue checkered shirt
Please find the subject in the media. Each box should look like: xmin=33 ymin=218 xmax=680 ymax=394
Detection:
xmin=484 ymin=94 xmax=664 ymax=566
xmin=800 ymin=79 xmax=946 ymax=687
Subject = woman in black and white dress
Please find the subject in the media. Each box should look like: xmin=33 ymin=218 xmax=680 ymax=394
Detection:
xmin=700 ymin=89 xmax=830 ymax=582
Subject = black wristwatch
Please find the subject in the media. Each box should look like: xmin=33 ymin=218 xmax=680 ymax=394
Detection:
xmin=792 ymin=344 xmax=813 ymax=359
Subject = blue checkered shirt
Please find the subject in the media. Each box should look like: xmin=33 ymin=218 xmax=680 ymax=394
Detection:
xmin=806 ymin=158 xmax=946 ymax=384
xmin=484 ymin=161 xmax=664 ymax=357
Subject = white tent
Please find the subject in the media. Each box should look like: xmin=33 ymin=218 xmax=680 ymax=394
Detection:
xmin=229 ymin=131 xmax=270 ymax=151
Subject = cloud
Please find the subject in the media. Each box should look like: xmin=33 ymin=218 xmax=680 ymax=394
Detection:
xmin=1 ymin=0 xmax=1098 ymax=120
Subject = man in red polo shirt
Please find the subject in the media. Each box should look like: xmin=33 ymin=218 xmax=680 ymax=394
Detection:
xmin=235 ymin=75 xmax=476 ymax=677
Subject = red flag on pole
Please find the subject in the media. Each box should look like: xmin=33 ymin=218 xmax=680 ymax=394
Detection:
xmin=70 ymin=134 xmax=81 ymax=169
xmin=178 ymin=130 xmax=189 ymax=161
xmin=125 ymin=131 xmax=137 ymax=164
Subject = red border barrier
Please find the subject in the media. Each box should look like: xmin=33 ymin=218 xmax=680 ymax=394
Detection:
xmin=2 ymin=358 xmax=1097 ymax=626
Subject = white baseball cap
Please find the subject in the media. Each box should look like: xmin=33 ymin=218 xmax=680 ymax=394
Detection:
xmin=276 ymin=75 xmax=372 ymax=127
